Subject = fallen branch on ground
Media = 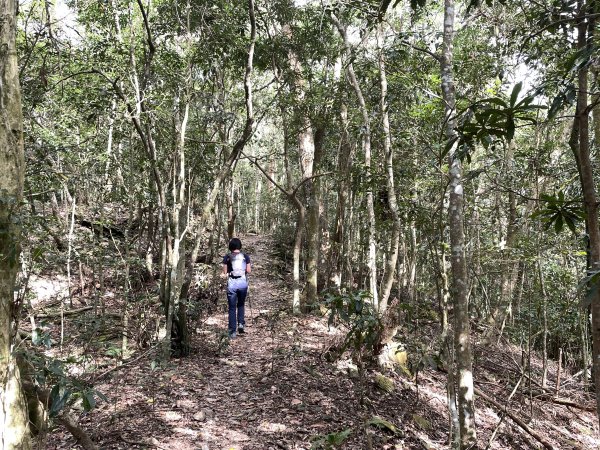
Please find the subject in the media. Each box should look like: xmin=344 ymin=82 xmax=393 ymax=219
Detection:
xmin=476 ymin=387 xmax=556 ymax=450
xmin=57 ymin=413 xmax=99 ymax=450
xmin=37 ymin=306 xmax=93 ymax=318
xmin=526 ymin=391 xmax=595 ymax=412
xmin=485 ymin=370 xmax=524 ymax=450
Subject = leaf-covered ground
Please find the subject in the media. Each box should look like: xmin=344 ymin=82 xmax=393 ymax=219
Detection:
xmin=39 ymin=234 xmax=600 ymax=449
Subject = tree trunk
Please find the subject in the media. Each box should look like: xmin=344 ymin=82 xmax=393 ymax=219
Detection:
xmin=170 ymin=97 xmax=190 ymax=358
xmin=306 ymin=126 xmax=325 ymax=308
xmin=179 ymin=0 xmax=256 ymax=305
xmin=484 ymin=141 xmax=518 ymax=343
xmin=0 ymin=0 xmax=33 ymax=445
xmin=328 ymin=100 xmax=353 ymax=290
xmin=292 ymin=197 xmax=306 ymax=313
xmin=440 ymin=0 xmax=477 ymax=446
xmin=283 ymin=27 xmax=319 ymax=309
xmin=574 ymin=1 xmax=600 ymax=420
xmin=538 ymin=257 xmax=549 ymax=388
xmin=377 ymin=23 xmax=401 ymax=313
xmin=332 ymin=13 xmax=378 ymax=308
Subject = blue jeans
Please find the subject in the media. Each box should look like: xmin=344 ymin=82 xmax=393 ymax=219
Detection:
xmin=227 ymin=285 xmax=247 ymax=334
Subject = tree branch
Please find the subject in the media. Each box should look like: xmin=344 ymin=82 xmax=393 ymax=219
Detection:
xmin=476 ymin=387 xmax=557 ymax=450
xmin=136 ymin=0 xmax=155 ymax=54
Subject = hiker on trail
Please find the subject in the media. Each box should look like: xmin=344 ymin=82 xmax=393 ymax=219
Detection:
xmin=221 ymin=238 xmax=251 ymax=338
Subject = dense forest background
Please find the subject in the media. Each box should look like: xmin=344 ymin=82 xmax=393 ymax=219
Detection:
xmin=2 ymin=0 xmax=600 ymax=448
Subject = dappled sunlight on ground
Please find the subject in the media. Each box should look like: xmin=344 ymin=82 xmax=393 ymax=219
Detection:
xmin=40 ymin=234 xmax=600 ymax=449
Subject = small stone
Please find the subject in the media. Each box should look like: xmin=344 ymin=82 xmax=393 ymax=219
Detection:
xmin=193 ymin=411 xmax=206 ymax=422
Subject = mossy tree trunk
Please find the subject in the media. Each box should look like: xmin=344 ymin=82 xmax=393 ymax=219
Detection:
xmin=0 ymin=0 xmax=33 ymax=446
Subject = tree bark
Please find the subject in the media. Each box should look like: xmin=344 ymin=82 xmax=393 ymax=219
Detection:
xmin=574 ymin=0 xmax=600 ymax=420
xmin=0 ymin=0 xmax=33 ymax=446
xmin=440 ymin=0 xmax=476 ymax=446
xmin=484 ymin=141 xmax=518 ymax=344
xmin=306 ymin=126 xmax=325 ymax=308
xmin=377 ymin=23 xmax=401 ymax=313
xmin=331 ymin=13 xmax=378 ymax=309
xmin=328 ymin=100 xmax=353 ymax=290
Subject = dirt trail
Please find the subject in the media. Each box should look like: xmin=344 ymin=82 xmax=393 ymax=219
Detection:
xmin=50 ymin=234 xmax=599 ymax=450
xmin=190 ymin=233 xmax=305 ymax=448
xmin=62 ymin=234 xmax=373 ymax=450
xmin=179 ymin=234 xmax=374 ymax=449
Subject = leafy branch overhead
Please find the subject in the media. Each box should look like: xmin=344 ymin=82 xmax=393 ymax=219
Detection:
xmin=445 ymin=82 xmax=545 ymax=162
xmin=531 ymin=191 xmax=585 ymax=235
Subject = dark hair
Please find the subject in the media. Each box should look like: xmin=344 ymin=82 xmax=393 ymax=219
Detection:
xmin=228 ymin=238 xmax=242 ymax=252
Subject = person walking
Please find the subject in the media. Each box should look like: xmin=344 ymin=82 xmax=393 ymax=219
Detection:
xmin=221 ymin=238 xmax=251 ymax=338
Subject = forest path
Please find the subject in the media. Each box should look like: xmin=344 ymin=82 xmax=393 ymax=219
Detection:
xmin=51 ymin=233 xmax=600 ymax=450
xmin=81 ymin=233 xmax=387 ymax=450
xmin=164 ymin=233 xmax=373 ymax=450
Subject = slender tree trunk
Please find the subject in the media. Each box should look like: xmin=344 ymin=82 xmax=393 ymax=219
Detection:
xmin=170 ymin=97 xmax=190 ymax=358
xmin=283 ymin=29 xmax=319 ymax=309
xmin=306 ymin=126 xmax=325 ymax=308
xmin=300 ymin=112 xmax=316 ymax=307
xmin=329 ymin=101 xmax=353 ymax=290
xmin=538 ymin=257 xmax=549 ymax=388
xmin=0 ymin=0 xmax=32 ymax=445
xmin=332 ymin=14 xmax=378 ymax=308
xmin=254 ymin=175 xmax=262 ymax=232
xmin=292 ymin=198 xmax=306 ymax=313
xmin=440 ymin=0 xmax=476 ymax=446
xmin=574 ymin=1 xmax=600 ymax=420
xmin=248 ymin=150 xmax=307 ymax=312
xmin=378 ymin=23 xmax=401 ymax=312
xmin=179 ymin=0 xmax=256 ymax=304
xmin=580 ymin=306 xmax=591 ymax=388
xmin=484 ymin=142 xmax=518 ymax=343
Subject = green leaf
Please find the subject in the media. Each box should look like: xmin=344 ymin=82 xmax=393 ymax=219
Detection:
xmin=367 ymin=416 xmax=398 ymax=433
xmin=549 ymin=87 xmax=575 ymax=120
xmin=95 ymin=389 xmax=109 ymax=402
xmin=554 ymin=215 xmax=564 ymax=233
xmin=49 ymin=385 xmax=72 ymax=417
xmin=510 ymin=82 xmax=523 ymax=108
xmin=82 ymin=391 xmax=96 ymax=411
xmin=482 ymin=97 xmax=508 ymax=108
xmin=565 ymin=216 xmax=577 ymax=234
xmin=506 ymin=115 xmax=515 ymax=142
xmin=310 ymin=428 xmax=352 ymax=449
xmin=412 ymin=414 xmax=431 ymax=430
xmin=329 ymin=428 xmax=352 ymax=445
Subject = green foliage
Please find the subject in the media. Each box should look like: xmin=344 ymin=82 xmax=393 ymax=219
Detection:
xmin=531 ymin=191 xmax=585 ymax=234
xmin=579 ymin=269 xmax=600 ymax=309
xmin=446 ymin=83 xmax=545 ymax=161
xmin=31 ymin=325 xmax=53 ymax=348
xmin=323 ymin=290 xmax=382 ymax=360
xmin=310 ymin=428 xmax=352 ymax=449
xmin=548 ymin=84 xmax=577 ymax=120
xmin=466 ymin=0 xmax=507 ymax=15
xmin=366 ymin=416 xmax=398 ymax=433
xmin=105 ymin=345 xmax=122 ymax=358
xmin=22 ymin=351 xmax=108 ymax=418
